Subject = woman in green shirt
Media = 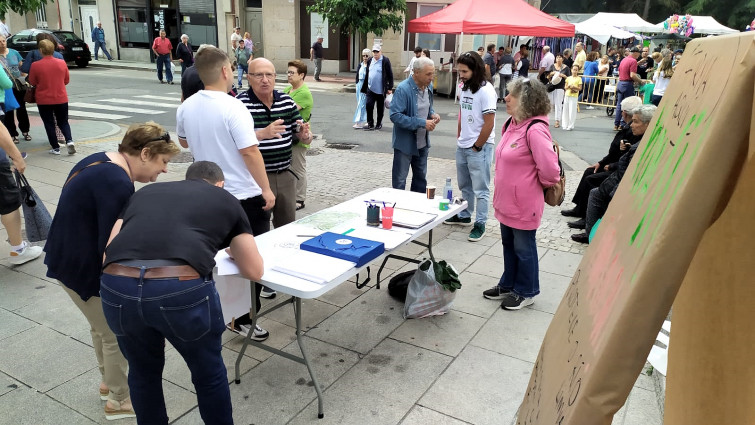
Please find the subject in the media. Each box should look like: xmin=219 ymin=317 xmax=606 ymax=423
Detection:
xmin=284 ymin=60 xmax=313 ymax=211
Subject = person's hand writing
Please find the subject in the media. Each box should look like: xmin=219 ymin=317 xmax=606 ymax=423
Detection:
xmin=264 ymin=119 xmax=286 ymax=139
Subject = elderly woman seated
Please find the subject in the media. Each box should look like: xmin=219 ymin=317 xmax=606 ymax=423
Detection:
xmin=571 ymin=104 xmax=657 ymax=244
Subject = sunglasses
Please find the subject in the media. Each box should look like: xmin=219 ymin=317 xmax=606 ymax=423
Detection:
xmin=362 ymin=55 xmax=369 ymax=57
xmin=150 ymin=132 xmax=171 ymax=143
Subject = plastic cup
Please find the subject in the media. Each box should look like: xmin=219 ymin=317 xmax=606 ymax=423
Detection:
xmin=426 ymin=186 xmax=436 ymax=199
xmin=381 ymin=207 xmax=394 ymax=229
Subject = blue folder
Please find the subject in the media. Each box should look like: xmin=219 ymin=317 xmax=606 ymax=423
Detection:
xmin=300 ymin=232 xmax=385 ymax=268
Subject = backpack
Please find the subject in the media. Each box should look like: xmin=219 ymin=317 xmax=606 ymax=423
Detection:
xmin=502 ymin=117 xmax=566 ymax=206
xmin=387 ymin=270 xmax=416 ymax=302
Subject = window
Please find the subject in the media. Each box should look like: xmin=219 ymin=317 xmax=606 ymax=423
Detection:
xmin=118 ymin=6 xmax=150 ymax=45
xmin=416 ymin=4 xmax=443 ymax=51
xmin=36 ymin=7 xmax=48 ymax=29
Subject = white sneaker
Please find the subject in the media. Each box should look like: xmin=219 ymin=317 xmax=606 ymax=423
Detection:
xmin=66 ymin=142 xmax=76 ymax=155
xmin=260 ymin=286 xmax=277 ymax=299
xmin=586 ymin=106 xmax=595 ymax=110
xmin=237 ymin=324 xmax=270 ymax=341
xmin=49 ymin=148 xmax=61 ymax=155
xmin=9 ymin=242 xmax=43 ymax=265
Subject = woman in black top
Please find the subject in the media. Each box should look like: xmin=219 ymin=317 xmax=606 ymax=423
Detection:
xmin=176 ymin=34 xmax=194 ymax=75
xmin=43 ymin=122 xmax=180 ymax=420
xmin=546 ymin=53 xmax=571 ymax=128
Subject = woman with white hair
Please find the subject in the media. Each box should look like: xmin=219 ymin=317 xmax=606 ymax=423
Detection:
xmin=353 ymin=48 xmax=370 ymax=129
xmin=176 ymin=34 xmax=193 ymax=75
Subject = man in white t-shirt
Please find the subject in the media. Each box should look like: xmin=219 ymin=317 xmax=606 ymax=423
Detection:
xmin=176 ymin=46 xmax=274 ymax=339
xmin=538 ymin=46 xmax=554 ymax=80
xmin=443 ymin=51 xmax=497 ymax=242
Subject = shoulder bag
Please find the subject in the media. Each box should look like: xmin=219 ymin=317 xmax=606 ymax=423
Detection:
xmin=503 ymin=117 xmax=566 ymax=206
xmin=14 ymin=171 xmax=52 ymax=242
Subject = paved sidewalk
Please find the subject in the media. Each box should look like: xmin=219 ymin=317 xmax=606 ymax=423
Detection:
xmin=0 ymin=119 xmax=663 ymax=424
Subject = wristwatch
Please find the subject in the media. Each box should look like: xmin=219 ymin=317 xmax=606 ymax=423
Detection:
xmin=472 ymin=144 xmax=482 ymax=152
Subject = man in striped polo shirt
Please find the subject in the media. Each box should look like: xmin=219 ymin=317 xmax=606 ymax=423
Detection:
xmin=236 ymin=57 xmax=313 ymax=229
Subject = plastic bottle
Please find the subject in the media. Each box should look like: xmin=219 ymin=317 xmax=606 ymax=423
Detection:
xmin=444 ymin=177 xmax=453 ymax=201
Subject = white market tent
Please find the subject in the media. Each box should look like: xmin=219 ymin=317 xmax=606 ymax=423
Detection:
xmin=575 ymin=20 xmax=637 ymax=44
xmin=580 ymin=12 xmax=659 ymax=33
xmin=653 ymin=15 xmax=739 ymax=35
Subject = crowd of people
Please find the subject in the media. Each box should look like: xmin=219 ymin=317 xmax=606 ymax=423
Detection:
xmin=0 ymin=34 xmax=682 ymax=422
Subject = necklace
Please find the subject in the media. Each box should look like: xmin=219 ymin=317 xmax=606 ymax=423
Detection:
xmin=119 ymin=153 xmax=134 ymax=182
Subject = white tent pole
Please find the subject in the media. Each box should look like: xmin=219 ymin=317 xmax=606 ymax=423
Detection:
xmin=454 ymin=31 xmax=464 ymax=105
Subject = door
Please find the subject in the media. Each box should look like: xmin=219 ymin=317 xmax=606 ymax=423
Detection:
xmin=79 ymin=5 xmax=99 ymax=47
xmin=245 ymin=10 xmax=263 ymax=58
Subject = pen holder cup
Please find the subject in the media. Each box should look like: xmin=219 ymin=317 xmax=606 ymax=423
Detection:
xmin=381 ymin=207 xmax=394 ymax=230
xmin=367 ymin=205 xmax=380 ymax=227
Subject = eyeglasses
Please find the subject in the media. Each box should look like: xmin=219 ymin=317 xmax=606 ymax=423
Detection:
xmin=250 ymin=72 xmax=276 ymax=80
xmin=362 ymin=55 xmax=369 ymax=58
xmin=286 ymin=71 xmax=297 ymax=75
xmin=150 ymin=132 xmax=171 ymax=143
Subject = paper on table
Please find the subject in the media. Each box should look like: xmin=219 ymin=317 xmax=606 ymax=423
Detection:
xmin=271 ymin=250 xmax=356 ymax=284
xmin=392 ymin=207 xmax=437 ymax=229
xmin=214 ymin=250 xmax=240 ymax=276
xmin=347 ymin=226 xmax=412 ymax=250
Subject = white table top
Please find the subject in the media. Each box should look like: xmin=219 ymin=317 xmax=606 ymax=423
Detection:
xmin=218 ymin=188 xmax=467 ymax=299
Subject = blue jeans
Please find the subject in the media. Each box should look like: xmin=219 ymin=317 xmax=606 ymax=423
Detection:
xmin=100 ymin=273 xmax=231 ymax=425
xmin=156 ymin=54 xmax=173 ymax=83
xmin=392 ymin=146 xmax=429 ymax=193
xmin=94 ymin=40 xmax=112 ymax=60
xmin=614 ymin=81 xmax=635 ymax=127
xmin=237 ymin=64 xmax=248 ymax=87
xmin=497 ymin=224 xmax=540 ymax=298
xmin=455 ymin=143 xmax=493 ymax=224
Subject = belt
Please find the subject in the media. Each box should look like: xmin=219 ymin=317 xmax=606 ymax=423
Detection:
xmin=267 ymin=168 xmax=290 ymax=174
xmin=103 ymin=263 xmax=200 ymax=281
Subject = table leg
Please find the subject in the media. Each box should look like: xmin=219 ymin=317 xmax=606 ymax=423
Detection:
xmin=375 ymin=229 xmax=435 ymax=288
xmin=234 ymin=281 xmax=259 ymax=384
xmin=294 ymin=297 xmax=325 ymax=418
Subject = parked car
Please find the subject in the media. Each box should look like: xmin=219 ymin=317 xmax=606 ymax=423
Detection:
xmin=7 ymin=29 xmax=92 ymax=68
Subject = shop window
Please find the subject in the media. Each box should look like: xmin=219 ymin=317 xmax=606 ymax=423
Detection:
xmin=35 ymin=7 xmax=48 ymax=29
xmin=416 ymin=4 xmax=443 ymax=51
xmin=118 ymin=5 xmax=150 ymax=46
xmin=246 ymin=0 xmax=262 ymax=7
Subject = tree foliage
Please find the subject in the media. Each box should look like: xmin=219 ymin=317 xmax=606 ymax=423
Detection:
xmin=306 ymin=0 xmax=407 ymax=36
xmin=0 ymin=0 xmax=49 ymax=19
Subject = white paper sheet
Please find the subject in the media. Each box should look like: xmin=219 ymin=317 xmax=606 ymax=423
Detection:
xmin=347 ymin=227 xmax=412 ymax=250
xmin=214 ymin=274 xmax=252 ymax=325
xmin=214 ymin=249 xmax=240 ymax=276
xmin=271 ymin=251 xmax=356 ymax=284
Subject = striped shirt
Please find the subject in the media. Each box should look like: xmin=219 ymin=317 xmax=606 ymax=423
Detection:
xmin=236 ymin=89 xmax=302 ymax=172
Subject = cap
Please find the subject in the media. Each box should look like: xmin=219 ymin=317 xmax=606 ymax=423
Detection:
xmin=629 ymin=46 xmax=641 ymax=53
xmin=317 ymin=35 xmax=324 ymax=40
xmin=372 ymin=44 xmax=381 ymax=52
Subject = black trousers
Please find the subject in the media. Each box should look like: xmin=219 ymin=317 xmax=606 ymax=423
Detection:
xmin=238 ymin=194 xmax=271 ymax=315
xmin=3 ymin=86 xmax=30 ymax=137
xmin=365 ymin=89 xmax=385 ymax=127
xmin=571 ymin=168 xmax=610 ymax=218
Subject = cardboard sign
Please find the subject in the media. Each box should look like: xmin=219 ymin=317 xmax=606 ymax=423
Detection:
xmin=518 ymin=33 xmax=755 ymax=425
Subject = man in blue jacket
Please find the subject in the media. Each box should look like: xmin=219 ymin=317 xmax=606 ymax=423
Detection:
xmin=389 ymin=56 xmax=440 ymax=193
xmin=91 ymin=22 xmax=113 ymax=61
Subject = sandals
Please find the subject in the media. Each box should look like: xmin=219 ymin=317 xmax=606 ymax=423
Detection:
xmin=12 ymin=137 xmax=18 ymax=144
xmin=296 ymin=201 xmax=305 ymax=211
xmin=554 ymin=121 xmax=561 ymax=128
xmin=23 ymin=133 xmax=31 ymax=141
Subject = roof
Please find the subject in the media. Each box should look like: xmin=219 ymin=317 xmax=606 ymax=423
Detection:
xmin=580 ymin=12 xmax=659 ymax=33
xmin=407 ymin=0 xmax=575 ymax=37
xmin=653 ymin=15 xmax=738 ymax=35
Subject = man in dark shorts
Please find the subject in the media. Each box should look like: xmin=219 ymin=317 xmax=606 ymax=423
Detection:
xmin=100 ymin=161 xmax=264 ymax=424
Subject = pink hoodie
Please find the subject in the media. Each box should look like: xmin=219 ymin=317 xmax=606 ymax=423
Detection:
xmin=493 ymin=115 xmax=561 ymax=230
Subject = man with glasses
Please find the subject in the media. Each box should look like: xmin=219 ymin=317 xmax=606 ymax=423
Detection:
xmin=361 ymin=44 xmax=394 ymax=131
xmin=236 ymin=58 xmax=312 ymax=301
xmin=176 ymin=46 xmax=274 ymax=338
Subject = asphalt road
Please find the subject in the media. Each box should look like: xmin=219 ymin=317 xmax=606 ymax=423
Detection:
xmin=61 ymin=67 xmax=619 ymax=166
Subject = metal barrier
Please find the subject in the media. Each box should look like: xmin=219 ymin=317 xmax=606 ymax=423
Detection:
xmin=576 ymin=75 xmax=650 ymax=117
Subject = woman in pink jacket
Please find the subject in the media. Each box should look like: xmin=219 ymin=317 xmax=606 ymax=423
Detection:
xmin=483 ymin=78 xmax=561 ymax=310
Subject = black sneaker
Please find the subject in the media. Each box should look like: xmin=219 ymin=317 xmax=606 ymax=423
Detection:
xmin=375 ymin=123 xmax=382 ymax=130
xmin=567 ymin=218 xmax=585 ymax=229
xmin=363 ymin=124 xmax=374 ymax=131
xmin=571 ymin=232 xmax=589 ymax=244
xmin=561 ymin=207 xmax=580 ymax=217
xmin=443 ymin=215 xmax=472 ymax=226
xmin=226 ymin=322 xmax=269 ymax=341
xmin=500 ymin=293 xmax=534 ymax=310
xmin=260 ymin=286 xmax=277 ymax=299
xmin=482 ymin=286 xmax=510 ymax=300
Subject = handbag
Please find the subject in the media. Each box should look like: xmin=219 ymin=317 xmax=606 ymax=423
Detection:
xmin=503 ymin=117 xmax=566 ymax=207
xmin=0 ymin=60 xmax=24 ymax=92
xmin=24 ymin=85 xmax=35 ymax=104
xmin=3 ymin=87 xmax=19 ymax=112
xmin=14 ymin=171 xmax=53 ymax=242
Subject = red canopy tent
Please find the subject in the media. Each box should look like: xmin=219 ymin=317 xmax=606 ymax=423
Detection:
xmin=407 ymin=0 xmax=575 ymax=37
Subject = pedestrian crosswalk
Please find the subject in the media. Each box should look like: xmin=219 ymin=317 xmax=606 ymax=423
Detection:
xmin=27 ymin=93 xmax=182 ymax=121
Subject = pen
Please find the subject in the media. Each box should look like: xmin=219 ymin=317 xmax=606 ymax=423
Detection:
xmin=342 ymin=228 xmax=355 ymax=235
xmin=296 ymin=234 xmax=318 ymax=237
